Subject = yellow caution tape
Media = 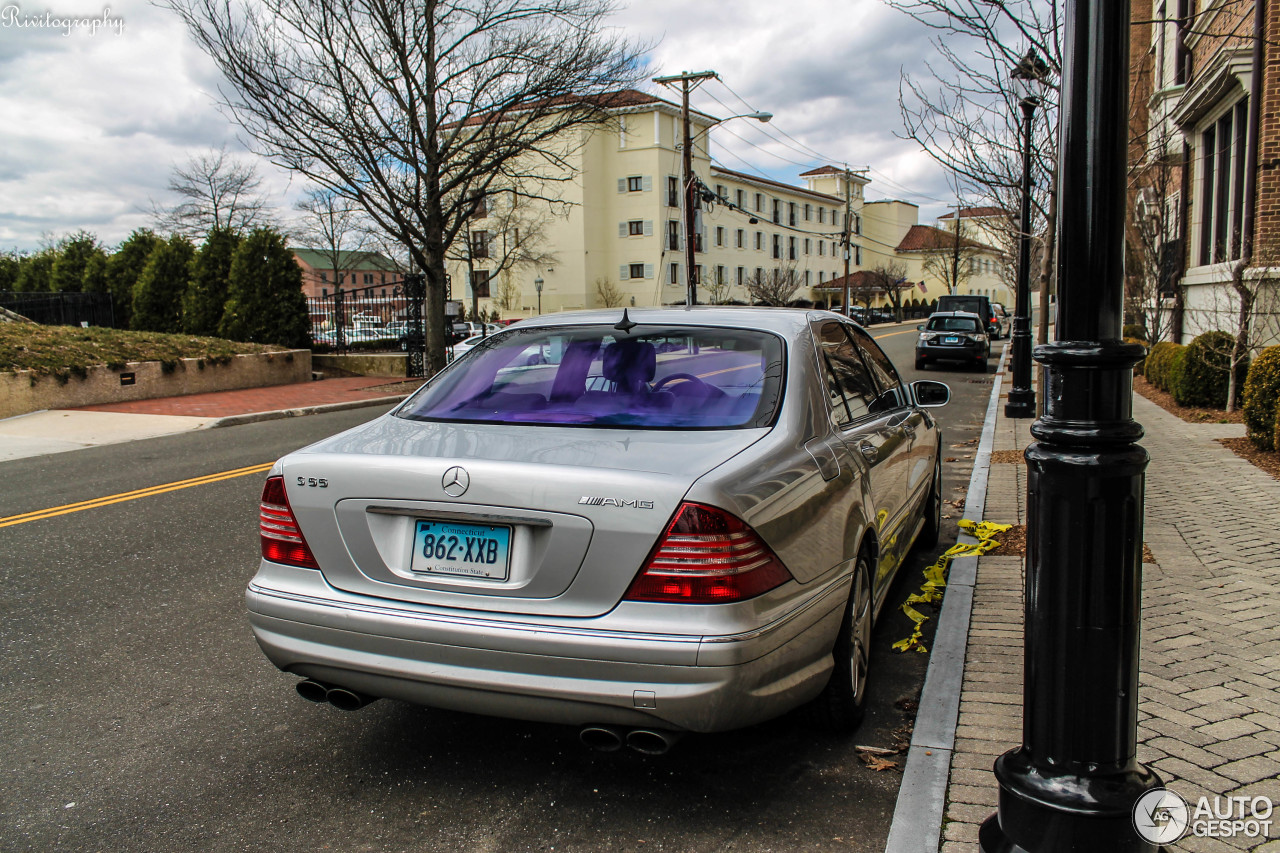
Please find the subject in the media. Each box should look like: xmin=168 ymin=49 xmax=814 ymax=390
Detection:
xmin=891 ymin=519 xmax=1012 ymax=654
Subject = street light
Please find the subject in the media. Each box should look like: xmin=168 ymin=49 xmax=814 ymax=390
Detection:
xmin=979 ymin=5 xmax=1161 ymax=851
xmin=654 ymin=71 xmax=771 ymax=307
xmin=1005 ymin=48 xmax=1049 ymax=419
xmin=534 ymin=275 xmax=543 ymax=316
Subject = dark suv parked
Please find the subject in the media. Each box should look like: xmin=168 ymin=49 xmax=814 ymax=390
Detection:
xmin=935 ymin=294 xmax=1003 ymax=339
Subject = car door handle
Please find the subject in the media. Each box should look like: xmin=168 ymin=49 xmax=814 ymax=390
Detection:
xmin=858 ymin=441 xmax=878 ymax=462
xmin=900 ymin=424 xmax=916 ymax=439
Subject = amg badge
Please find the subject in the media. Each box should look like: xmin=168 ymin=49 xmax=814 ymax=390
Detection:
xmin=578 ymin=496 xmax=655 ymax=509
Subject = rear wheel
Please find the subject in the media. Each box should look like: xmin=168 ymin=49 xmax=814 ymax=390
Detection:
xmin=915 ymin=358 xmax=925 ymax=371
xmin=808 ymin=552 xmax=873 ymax=732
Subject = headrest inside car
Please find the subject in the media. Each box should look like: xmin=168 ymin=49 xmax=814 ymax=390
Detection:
xmin=603 ymin=339 xmax=657 ymax=392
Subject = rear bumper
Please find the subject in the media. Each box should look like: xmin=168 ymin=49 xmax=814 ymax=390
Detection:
xmin=246 ymin=561 xmax=847 ymax=732
xmin=916 ymin=341 xmax=986 ymax=362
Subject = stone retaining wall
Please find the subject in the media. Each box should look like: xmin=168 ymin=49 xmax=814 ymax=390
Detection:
xmin=0 ymin=350 xmax=311 ymax=419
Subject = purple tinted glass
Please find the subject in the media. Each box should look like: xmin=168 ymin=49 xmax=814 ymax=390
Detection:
xmin=397 ymin=324 xmax=785 ymax=429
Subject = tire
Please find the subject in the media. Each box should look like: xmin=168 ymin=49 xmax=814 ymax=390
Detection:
xmin=916 ymin=457 xmax=942 ymax=551
xmin=915 ymin=359 xmax=925 ymax=371
xmin=808 ymin=551 xmax=873 ymax=733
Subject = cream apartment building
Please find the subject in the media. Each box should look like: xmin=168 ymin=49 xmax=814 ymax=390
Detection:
xmin=454 ymin=90 xmax=1006 ymax=318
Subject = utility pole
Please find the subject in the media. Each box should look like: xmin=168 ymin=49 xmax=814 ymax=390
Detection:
xmin=950 ymin=203 xmax=962 ymax=295
xmin=842 ymin=168 xmax=852 ymax=314
xmin=654 ymin=70 xmax=718 ymax=308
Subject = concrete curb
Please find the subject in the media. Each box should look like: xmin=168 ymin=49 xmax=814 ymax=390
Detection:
xmin=204 ymin=394 xmax=410 ymax=429
xmin=883 ymin=345 xmax=1009 ymax=853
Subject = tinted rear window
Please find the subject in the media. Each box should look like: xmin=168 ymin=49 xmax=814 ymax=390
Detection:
xmin=397 ymin=324 xmax=785 ymax=429
xmin=927 ymin=316 xmax=982 ymax=332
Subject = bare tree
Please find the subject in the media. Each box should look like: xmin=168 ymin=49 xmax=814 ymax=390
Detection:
xmin=1125 ymin=147 xmax=1182 ymax=344
xmin=293 ymin=187 xmax=373 ymax=289
xmin=451 ymin=191 xmax=558 ymax=312
xmin=594 ymin=278 xmax=624 ymax=307
xmin=890 ymin=0 xmax=1061 ymax=342
xmin=745 ymin=264 xmax=802 ymax=307
xmin=705 ymin=265 xmax=731 ymax=305
xmin=152 ymin=146 xmax=273 ymax=237
xmin=166 ymin=0 xmax=645 ymax=372
xmin=1187 ymin=256 xmax=1280 ymax=412
xmin=865 ymin=260 xmax=911 ymax=319
xmin=919 ymin=220 xmax=983 ymax=296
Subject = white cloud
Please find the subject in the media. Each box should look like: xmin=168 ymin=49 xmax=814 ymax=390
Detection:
xmin=0 ymin=0 xmax=962 ymax=252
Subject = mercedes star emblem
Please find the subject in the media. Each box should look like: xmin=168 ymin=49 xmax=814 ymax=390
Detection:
xmin=442 ymin=466 xmax=470 ymax=497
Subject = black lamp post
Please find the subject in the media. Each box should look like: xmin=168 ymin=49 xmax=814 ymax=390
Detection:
xmin=1004 ymin=49 xmax=1048 ymax=419
xmin=979 ymin=2 xmax=1162 ymax=851
xmin=534 ymin=275 xmax=543 ymax=316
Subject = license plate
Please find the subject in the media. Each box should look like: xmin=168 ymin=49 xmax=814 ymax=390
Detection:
xmin=944 ymin=335 xmax=959 ymax=344
xmin=410 ymin=520 xmax=511 ymax=580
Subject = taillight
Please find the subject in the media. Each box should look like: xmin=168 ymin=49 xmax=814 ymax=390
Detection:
xmin=259 ymin=476 xmax=319 ymax=569
xmin=624 ymin=502 xmax=793 ymax=604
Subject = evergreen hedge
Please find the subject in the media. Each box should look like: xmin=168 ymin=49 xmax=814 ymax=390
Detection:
xmin=1172 ymin=330 xmax=1246 ymax=409
xmin=1145 ymin=342 xmax=1183 ymax=391
xmin=1243 ymin=346 xmax=1280 ymax=451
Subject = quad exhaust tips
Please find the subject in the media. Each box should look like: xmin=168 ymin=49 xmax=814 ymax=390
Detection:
xmin=579 ymin=725 xmax=683 ymax=755
xmin=296 ymin=679 xmax=377 ymax=711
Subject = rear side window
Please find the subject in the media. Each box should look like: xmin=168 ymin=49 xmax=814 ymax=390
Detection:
xmin=816 ymin=322 xmax=877 ymax=425
xmin=398 ymin=325 xmax=785 ymax=429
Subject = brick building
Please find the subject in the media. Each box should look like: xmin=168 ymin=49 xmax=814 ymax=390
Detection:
xmin=1129 ymin=0 xmax=1280 ymax=347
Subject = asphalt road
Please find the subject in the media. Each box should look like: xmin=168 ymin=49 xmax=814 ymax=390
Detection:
xmin=0 ymin=325 xmax=998 ymax=853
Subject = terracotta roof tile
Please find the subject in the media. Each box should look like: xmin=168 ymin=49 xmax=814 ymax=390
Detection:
xmin=937 ymin=206 xmax=1012 ymax=219
xmin=895 ymin=224 xmax=992 ymax=253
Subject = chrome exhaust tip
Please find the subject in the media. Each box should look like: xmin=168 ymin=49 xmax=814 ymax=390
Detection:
xmin=296 ymin=679 xmax=330 ymax=703
xmin=625 ymin=728 xmax=681 ymax=756
xmin=325 ymin=687 xmax=376 ymax=711
xmin=578 ymin=725 xmax=624 ymax=752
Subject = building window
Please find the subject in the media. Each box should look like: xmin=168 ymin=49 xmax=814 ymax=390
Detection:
xmin=737 ymin=266 xmax=745 ymax=286
xmin=754 ymin=192 xmax=763 ymax=212
xmin=804 ymin=203 xmax=811 ymax=221
xmin=630 ymin=263 xmax=645 ymax=279
xmin=736 ymin=229 xmax=745 ymax=248
xmin=669 ymin=263 xmax=680 ymax=285
xmin=470 ymin=231 xmax=489 ymax=259
xmin=819 ymin=241 xmax=825 ymax=256
xmin=628 ymin=220 xmax=644 ymax=236
xmin=805 ymin=270 xmax=812 ymax=287
xmin=804 ymin=238 xmax=811 ymax=255
xmin=320 ymin=271 xmax=328 ymax=282
xmin=854 ymin=214 xmax=861 ymax=235
xmin=715 ymin=226 xmax=725 ymax=247
xmin=772 ymin=199 xmax=781 ymax=224
xmin=855 ymin=246 xmax=863 ymax=265
xmin=715 ymin=184 xmax=726 ymax=200
xmin=736 ymin=189 xmax=746 ymax=209
xmin=628 ymin=175 xmax=644 ymax=192
xmin=668 ymin=220 xmax=680 ymax=251
xmin=755 ymin=231 xmax=763 ymax=251
xmin=756 ymin=266 xmax=764 ymax=281
xmin=789 ymin=236 xmax=797 ymax=260
xmin=363 ymin=273 xmax=374 ymax=285
xmin=818 ymin=207 xmax=825 ymax=224
xmin=472 ymin=269 xmax=491 ymax=298
xmin=668 ymin=176 xmax=679 ymax=207
xmin=1198 ymin=98 xmax=1249 ymax=265
xmin=321 ymin=287 xmax=327 ymax=297
xmin=819 ymin=271 xmax=825 ymax=284
xmin=789 ymin=202 xmax=797 ymax=226
xmin=773 ymin=234 xmax=782 ymax=259
xmin=716 ymin=265 xmax=727 ymax=285
xmin=472 ymin=196 xmax=487 ymax=218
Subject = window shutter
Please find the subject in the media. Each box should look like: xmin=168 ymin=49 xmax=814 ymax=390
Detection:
xmin=620 ymin=265 xmax=629 ymax=280
xmin=642 ymin=175 xmax=652 ymax=192
xmin=644 ymin=221 xmax=653 ymax=236
xmin=644 ymin=264 xmax=653 ymax=279
xmin=619 ymin=222 xmax=627 ymax=238
xmin=617 ymin=178 xmax=626 ymax=193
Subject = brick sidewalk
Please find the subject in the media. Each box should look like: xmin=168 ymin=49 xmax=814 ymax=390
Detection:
xmin=942 ymin=388 xmax=1280 ymax=852
xmin=72 ymin=376 xmax=417 ymax=418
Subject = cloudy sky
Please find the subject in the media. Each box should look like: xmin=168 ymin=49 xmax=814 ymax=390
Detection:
xmin=0 ymin=0 xmax=968 ymax=253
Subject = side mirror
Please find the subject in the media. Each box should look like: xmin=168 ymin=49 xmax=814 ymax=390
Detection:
xmin=912 ymin=380 xmax=950 ymax=408
xmin=916 ymin=325 xmax=924 ymax=331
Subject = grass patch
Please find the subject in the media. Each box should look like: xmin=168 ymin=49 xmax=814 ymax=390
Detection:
xmin=0 ymin=324 xmax=288 ymax=377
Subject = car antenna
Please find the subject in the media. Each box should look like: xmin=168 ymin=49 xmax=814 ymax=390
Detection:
xmin=614 ymin=309 xmax=637 ymax=334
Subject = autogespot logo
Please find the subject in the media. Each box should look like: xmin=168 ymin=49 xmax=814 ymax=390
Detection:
xmin=1134 ymin=789 xmax=1190 ymax=844
xmin=1134 ymin=789 xmax=1275 ymax=844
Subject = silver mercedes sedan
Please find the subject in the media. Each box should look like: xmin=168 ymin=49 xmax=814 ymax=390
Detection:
xmin=249 ymin=307 xmax=949 ymax=752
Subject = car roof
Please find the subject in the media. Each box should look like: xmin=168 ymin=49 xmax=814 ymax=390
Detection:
xmin=509 ymin=306 xmax=822 ymax=337
xmin=927 ymin=310 xmax=983 ymax=319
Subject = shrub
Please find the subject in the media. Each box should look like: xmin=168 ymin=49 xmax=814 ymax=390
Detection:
xmin=1243 ymin=346 xmax=1280 ymax=451
xmin=1172 ymin=330 xmax=1247 ymax=409
xmin=1145 ymin=342 xmax=1182 ymax=390
xmin=1123 ymin=324 xmax=1148 ymax=342
xmin=1167 ymin=346 xmax=1187 ymax=396
xmin=1125 ymin=338 xmax=1149 ymax=376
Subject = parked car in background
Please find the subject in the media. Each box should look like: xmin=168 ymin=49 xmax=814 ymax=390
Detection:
xmin=935 ymin=294 xmax=1002 ymax=339
xmin=990 ymin=303 xmax=1011 ymax=339
xmin=249 ymin=308 xmax=951 ymax=751
xmin=915 ymin=311 xmax=990 ymax=371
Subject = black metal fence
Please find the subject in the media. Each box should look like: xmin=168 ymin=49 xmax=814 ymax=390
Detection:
xmin=308 ymin=275 xmax=429 ymax=377
xmin=0 ymin=291 xmax=117 ymax=328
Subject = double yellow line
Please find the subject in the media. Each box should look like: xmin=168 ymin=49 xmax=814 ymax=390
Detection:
xmin=0 ymin=462 xmax=274 ymax=529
